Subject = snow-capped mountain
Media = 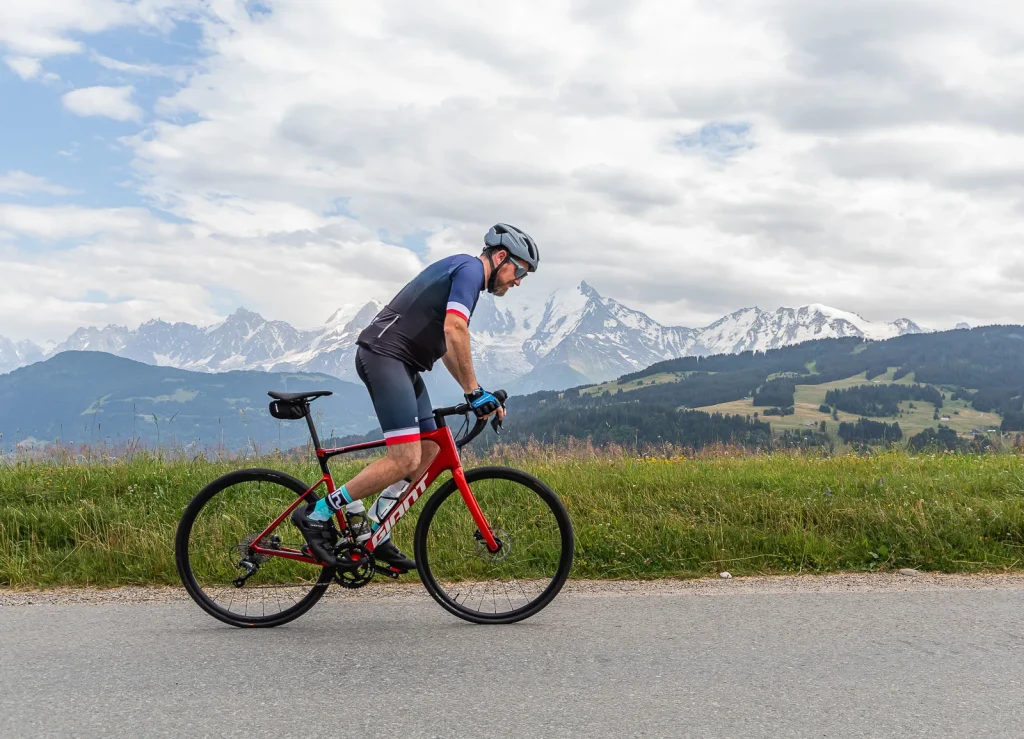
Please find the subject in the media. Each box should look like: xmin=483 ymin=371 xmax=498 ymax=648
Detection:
xmin=0 ymin=285 xmax=926 ymax=394
xmin=0 ymin=336 xmax=47 ymax=375
xmin=695 ymin=304 xmax=924 ymax=356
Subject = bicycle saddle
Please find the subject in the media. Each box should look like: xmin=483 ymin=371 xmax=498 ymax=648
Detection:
xmin=267 ymin=390 xmax=333 ymax=402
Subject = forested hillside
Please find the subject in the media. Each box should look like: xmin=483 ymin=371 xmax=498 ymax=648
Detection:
xmin=491 ymin=326 xmax=1024 ymax=449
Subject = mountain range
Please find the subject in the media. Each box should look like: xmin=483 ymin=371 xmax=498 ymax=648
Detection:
xmin=0 ymin=283 xmax=926 ymax=397
xmin=2 ymin=325 xmax=1017 ymax=454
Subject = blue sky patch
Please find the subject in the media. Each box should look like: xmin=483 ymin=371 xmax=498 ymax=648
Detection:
xmin=675 ymin=121 xmax=755 ymax=158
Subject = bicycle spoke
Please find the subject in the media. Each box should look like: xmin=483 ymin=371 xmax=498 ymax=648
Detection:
xmin=178 ymin=470 xmax=331 ymax=627
xmin=418 ymin=469 xmax=572 ymax=623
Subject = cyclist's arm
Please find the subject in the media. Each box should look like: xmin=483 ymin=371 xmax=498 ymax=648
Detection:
xmin=443 ymin=314 xmax=506 ymax=420
xmin=442 ymin=313 xmax=479 ymax=393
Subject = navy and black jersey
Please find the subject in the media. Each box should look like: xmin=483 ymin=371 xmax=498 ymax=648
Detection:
xmin=357 ymin=254 xmax=485 ymax=372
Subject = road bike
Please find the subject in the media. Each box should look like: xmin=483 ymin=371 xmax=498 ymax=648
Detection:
xmin=174 ymin=389 xmax=574 ymax=626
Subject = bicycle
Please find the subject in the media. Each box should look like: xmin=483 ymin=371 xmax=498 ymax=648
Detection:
xmin=174 ymin=388 xmax=574 ymax=626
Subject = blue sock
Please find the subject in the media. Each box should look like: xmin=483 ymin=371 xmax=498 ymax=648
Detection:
xmin=308 ymin=497 xmax=334 ymax=521
xmin=309 ymin=484 xmax=353 ymax=521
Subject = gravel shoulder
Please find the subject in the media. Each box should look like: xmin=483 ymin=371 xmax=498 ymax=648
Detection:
xmin=4 ymin=571 xmax=1024 ymax=606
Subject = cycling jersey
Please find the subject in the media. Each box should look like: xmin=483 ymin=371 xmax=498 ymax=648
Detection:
xmin=357 ymin=254 xmax=485 ymax=372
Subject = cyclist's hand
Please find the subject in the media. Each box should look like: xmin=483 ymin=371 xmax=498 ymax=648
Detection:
xmin=466 ymin=387 xmax=502 ymax=419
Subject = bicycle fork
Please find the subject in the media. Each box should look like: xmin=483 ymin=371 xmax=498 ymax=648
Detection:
xmin=453 ymin=468 xmax=500 ymax=553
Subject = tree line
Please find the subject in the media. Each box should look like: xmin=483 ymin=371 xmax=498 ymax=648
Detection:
xmin=824 ymin=383 xmax=943 ymax=417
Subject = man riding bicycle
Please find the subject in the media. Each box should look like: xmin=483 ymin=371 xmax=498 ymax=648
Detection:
xmin=292 ymin=223 xmax=540 ymax=572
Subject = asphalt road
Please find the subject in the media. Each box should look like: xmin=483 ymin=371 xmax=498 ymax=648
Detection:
xmin=2 ymin=579 xmax=1023 ymax=738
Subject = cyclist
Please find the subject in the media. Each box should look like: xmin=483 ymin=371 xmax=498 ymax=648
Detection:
xmin=293 ymin=223 xmax=540 ymax=571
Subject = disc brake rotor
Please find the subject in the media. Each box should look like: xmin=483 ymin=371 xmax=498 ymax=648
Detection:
xmin=474 ymin=527 xmax=512 ymax=562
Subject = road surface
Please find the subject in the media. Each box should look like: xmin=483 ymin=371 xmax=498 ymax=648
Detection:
xmin=2 ymin=575 xmax=1023 ymax=738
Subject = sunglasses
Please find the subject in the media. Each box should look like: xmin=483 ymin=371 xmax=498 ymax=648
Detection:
xmin=508 ymin=256 xmax=530 ymax=280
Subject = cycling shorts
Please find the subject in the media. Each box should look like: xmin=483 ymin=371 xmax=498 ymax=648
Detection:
xmin=355 ymin=346 xmax=438 ymax=446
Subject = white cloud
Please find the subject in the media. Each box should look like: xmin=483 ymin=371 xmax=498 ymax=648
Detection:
xmin=0 ymin=0 xmax=131 ymax=56
xmin=90 ymin=51 xmax=184 ymax=80
xmin=0 ymin=202 xmax=424 ymax=341
xmin=0 ymin=0 xmax=199 ymax=57
xmin=0 ymin=171 xmax=72 ymax=196
xmin=119 ymin=0 xmax=1024 ymax=330
xmin=4 ymin=55 xmax=41 ymax=79
xmin=62 ymin=85 xmax=143 ymax=122
xmin=6 ymin=0 xmax=1024 ymax=343
xmin=0 ymin=204 xmax=157 ymax=240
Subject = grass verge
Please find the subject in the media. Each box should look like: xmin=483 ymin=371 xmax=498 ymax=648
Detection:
xmin=2 ymin=449 xmax=1024 ymax=587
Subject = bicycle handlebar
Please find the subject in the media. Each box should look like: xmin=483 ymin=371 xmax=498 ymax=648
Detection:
xmin=434 ymin=390 xmax=507 ymax=449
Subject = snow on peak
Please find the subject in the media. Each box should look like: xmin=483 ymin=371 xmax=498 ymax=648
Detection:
xmin=324 ymin=300 xmax=383 ymax=328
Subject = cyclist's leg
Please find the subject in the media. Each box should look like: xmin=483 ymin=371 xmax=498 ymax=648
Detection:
xmin=333 ymin=348 xmax=426 ymax=503
xmin=411 ymin=370 xmax=440 ymax=472
xmin=294 ymin=349 xmax=428 ymax=562
xmin=366 ymin=372 xmax=440 ymax=524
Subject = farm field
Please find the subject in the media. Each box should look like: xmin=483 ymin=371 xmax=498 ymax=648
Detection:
xmin=696 ymin=368 xmax=1000 ymax=437
xmin=579 ymin=371 xmax=699 ymax=396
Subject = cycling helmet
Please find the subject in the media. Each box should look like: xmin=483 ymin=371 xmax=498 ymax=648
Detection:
xmin=484 ymin=223 xmax=539 ymax=293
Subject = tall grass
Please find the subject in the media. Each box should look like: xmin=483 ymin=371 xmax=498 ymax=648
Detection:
xmin=2 ymin=445 xmax=1024 ymax=587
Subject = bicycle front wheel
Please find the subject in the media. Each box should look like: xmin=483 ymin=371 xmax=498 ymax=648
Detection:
xmin=175 ymin=468 xmax=333 ymax=628
xmin=414 ymin=466 xmax=573 ymax=624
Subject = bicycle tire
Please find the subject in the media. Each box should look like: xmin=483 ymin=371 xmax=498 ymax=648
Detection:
xmin=414 ymin=466 xmax=573 ymax=624
xmin=175 ymin=468 xmax=333 ymax=628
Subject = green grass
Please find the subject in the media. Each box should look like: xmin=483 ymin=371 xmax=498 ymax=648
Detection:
xmin=579 ymin=371 xmax=701 ymax=396
xmin=2 ymin=449 xmax=1024 ymax=588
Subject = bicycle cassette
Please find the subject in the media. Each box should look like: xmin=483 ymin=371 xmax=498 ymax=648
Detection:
xmin=238 ymin=533 xmax=280 ymax=564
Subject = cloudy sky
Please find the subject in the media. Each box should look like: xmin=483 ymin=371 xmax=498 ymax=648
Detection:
xmin=1 ymin=0 xmax=1022 ymax=343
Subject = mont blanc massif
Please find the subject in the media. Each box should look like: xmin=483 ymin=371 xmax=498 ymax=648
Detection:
xmin=0 ymin=281 xmax=925 ymax=397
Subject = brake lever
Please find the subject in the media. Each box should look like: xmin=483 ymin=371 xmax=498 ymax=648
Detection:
xmin=490 ymin=415 xmax=502 ymax=435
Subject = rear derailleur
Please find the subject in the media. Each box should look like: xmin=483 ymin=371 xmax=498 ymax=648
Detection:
xmin=232 ymin=533 xmax=281 ymax=587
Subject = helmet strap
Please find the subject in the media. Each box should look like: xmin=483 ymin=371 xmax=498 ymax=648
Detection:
xmin=486 ymin=251 xmax=511 ymax=294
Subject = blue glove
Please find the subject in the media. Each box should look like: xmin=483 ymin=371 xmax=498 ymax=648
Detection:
xmin=466 ymin=387 xmax=500 ymax=418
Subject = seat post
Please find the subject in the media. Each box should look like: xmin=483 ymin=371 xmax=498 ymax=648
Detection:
xmin=303 ymin=403 xmax=323 ymax=451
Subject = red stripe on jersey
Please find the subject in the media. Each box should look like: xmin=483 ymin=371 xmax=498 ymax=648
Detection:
xmin=446 ymin=308 xmax=469 ymax=322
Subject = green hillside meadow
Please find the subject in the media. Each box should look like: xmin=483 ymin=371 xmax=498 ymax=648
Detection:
xmin=3 ymin=447 xmax=1024 ymax=588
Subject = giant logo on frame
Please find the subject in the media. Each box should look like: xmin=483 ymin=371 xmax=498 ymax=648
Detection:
xmin=369 ymin=472 xmax=431 ymax=548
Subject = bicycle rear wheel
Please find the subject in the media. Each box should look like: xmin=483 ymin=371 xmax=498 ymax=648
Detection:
xmin=175 ymin=468 xmax=333 ymax=628
xmin=414 ymin=466 xmax=573 ymax=624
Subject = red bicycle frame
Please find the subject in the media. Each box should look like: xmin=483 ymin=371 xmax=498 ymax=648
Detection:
xmin=249 ymin=419 xmax=499 ymax=565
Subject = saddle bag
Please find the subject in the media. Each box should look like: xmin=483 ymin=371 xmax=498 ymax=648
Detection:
xmin=268 ymin=399 xmax=308 ymax=420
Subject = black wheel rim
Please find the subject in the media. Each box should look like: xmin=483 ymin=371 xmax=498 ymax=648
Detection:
xmin=418 ymin=469 xmax=572 ymax=621
xmin=180 ymin=472 xmax=330 ymax=624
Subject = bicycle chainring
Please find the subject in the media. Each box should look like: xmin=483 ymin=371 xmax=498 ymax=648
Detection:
xmin=333 ymin=542 xmax=376 ymax=589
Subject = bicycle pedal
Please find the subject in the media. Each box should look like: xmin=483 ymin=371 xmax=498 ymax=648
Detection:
xmin=373 ymin=565 xmax=403 ymax=579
